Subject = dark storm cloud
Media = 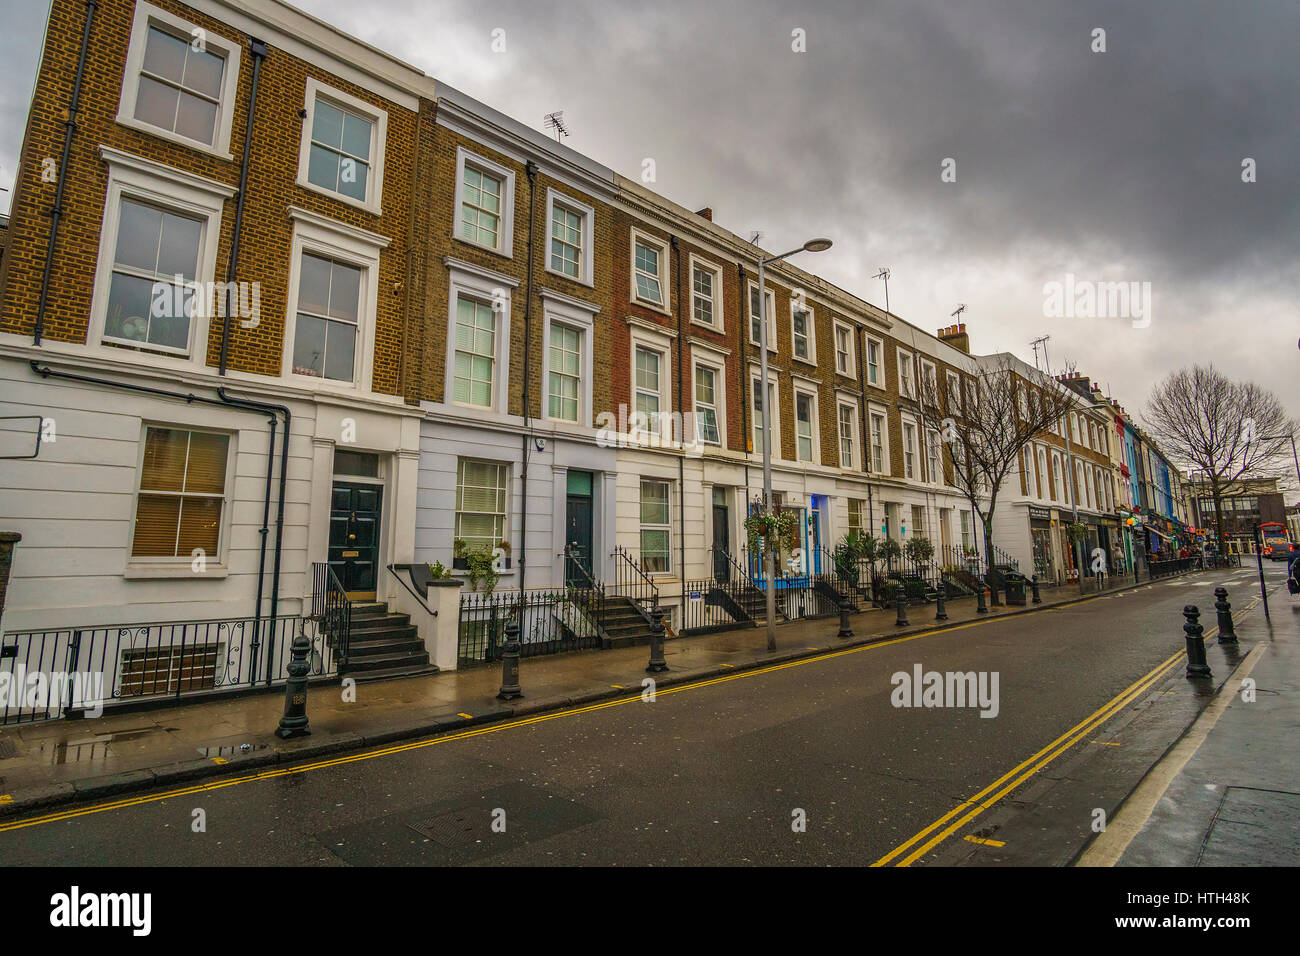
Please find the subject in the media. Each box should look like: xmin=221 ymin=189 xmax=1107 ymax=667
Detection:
xmin=2 ymin=0 xmax=1296 ymax=421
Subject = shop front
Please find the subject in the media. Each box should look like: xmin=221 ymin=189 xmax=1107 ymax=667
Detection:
xmin=1029 ymin=506 xmax=1055 ymax=582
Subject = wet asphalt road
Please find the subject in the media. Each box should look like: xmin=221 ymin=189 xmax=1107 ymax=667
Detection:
xmin=0 ymin=563 xmax=1285 ymax=866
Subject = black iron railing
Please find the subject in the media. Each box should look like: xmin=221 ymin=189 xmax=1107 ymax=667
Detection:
xmin=0 ymin=615 xmax=338 ymax=724
xmin=611 ymin=545 xmax=660 ymax=610
xmin=457 ymin=586 xmax=604 ymax=667
xmin=312 ymin=562 xmax=352 ymax=665
xmin=1148 ymin=557 xmax=1199 ymax=578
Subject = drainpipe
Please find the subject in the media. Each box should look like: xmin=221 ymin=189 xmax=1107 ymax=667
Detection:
xmin=672 ymin=236 xmax=685 ymax=612
xmin=34 ymin=0 xmax=97 ymax=346
xmin=519 ymin=161 xmax=538 ymax=594
xmin=219 ymin=37 xmax=267 ymax=376
xmin=737 ymin=263 xmax=750 ymax=506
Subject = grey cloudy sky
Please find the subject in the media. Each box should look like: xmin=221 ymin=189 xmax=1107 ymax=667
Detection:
xmin=2 ymin=0 xmax=1297 ymax=439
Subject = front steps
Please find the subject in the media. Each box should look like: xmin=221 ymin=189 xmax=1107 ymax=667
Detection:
xmin=340 ymin=602 xmax=439 ymax=683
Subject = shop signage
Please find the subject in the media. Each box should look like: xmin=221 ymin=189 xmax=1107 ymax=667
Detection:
xmin=1029 ymin=506 xmax=1051 ymax=521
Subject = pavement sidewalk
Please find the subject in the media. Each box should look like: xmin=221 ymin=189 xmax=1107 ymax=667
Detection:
xmin=1086 ymin=586 xmax=1300 ymax=867
xmin=0 ymin=574 xmax=1174 ymax=820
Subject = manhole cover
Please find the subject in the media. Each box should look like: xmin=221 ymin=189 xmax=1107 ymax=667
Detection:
xmin=0 ymin=738 xmax=18 ymax=760
xmin=409 ymin=809 xmax=493 ymax=847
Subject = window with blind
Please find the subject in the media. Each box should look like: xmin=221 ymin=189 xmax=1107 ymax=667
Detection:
xmin=455 ymin=459 xmax=508 ymax=555
xmin=132 ymin=427 xmax=230 ymax=558
xmin=640 ymin=479 xmax=671 ymax=572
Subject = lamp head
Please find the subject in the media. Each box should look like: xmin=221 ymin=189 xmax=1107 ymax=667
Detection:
xmin=802 ymin=238 xmax=833 ymax=253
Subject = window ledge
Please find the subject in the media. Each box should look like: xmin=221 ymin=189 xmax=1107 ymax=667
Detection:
xmin=453 ymin=235 xmax=513 ymax=261
xmin=632 ymin=296 xmax=671 ymax=316
xmin=295 ymin=178 xmax=382 ymax=217
xmin=544 ymin=265 xmax=594 ymax=288
xmin=792 ymin=355 xmax=818 ymax=368
xmin=114 ymin=115 xmax=236 ymax=162
xmin=124 ymin=564 xmax=230 ymax=580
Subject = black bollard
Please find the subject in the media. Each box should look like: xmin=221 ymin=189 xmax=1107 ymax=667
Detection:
xmin=837 ymin=596 xmax=854 ymax=638
xmin=895 ymin=590 xmax=909 ymax=627
xmin=497 ymin=619 xmax=523 ymax=700
xmin=1183 ymin=605 xmax=1212 ymax=679
xmin=275 ymin=631 xmax=312 ymax=739
xmin=646 ymin=605 xmax=668 ymax=671
xmin=934 ymin=586 xmax=948 ymax=621
xmin=1214 ymin=587 xmax=1238 ymax=645
xmin=1030 ymin=574 xmax=1042 ymax=604
xmin=976 ymin=584 xmax=988 ymax=614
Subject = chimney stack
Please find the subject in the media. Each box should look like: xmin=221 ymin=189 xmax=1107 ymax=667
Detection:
xmin=937 ymin=323 xmax=970 ymax=354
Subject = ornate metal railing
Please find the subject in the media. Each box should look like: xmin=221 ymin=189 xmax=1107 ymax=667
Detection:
xmin=611 ymin=545 xmax=660 ymax=610
xmin=456 ymin=585 xmax=603 ymax=667
xmin=0 ymin=614 xmax=337 ymax=724
xmin=312 ymin=562 xmax=352 ymax=665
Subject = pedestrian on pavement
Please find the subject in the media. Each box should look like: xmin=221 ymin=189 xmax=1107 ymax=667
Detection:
xmin=1288 ymin=554 xmax=1300 ymax=596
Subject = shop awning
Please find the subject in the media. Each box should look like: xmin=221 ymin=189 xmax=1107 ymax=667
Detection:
xmin=1146 ymin=526 xmax=1173 ymax=543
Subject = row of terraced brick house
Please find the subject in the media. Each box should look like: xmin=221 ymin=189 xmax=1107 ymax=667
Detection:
xmin=0 ymin=0 xmax=1176 ymax=719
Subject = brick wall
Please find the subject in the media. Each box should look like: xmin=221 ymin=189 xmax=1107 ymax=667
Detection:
xmin=0 ymin=0 xmax=416 ymax=395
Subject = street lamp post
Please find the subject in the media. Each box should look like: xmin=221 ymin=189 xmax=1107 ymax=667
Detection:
xmin=758 ymin=237 xmax=832 ymax=651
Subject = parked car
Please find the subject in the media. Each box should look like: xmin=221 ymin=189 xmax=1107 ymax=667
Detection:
xmin=1266 ymin=542 xmax=1300 ymax=562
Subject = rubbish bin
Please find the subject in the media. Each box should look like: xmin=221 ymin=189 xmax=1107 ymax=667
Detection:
xmin=1003 ymin=571 xmax=1027 ymax=606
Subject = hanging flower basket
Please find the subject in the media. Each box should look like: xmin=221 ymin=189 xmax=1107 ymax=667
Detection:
xmin=744 ymin=508 xmax=799 ymax=553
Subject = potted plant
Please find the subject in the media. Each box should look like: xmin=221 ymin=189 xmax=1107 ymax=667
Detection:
xmin=454 ymin=538 xmax=501 ymax=594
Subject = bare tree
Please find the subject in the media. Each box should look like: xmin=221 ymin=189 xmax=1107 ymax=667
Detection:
xmin=914 ymin=354 xmax=1078 ymax=574
xmin=1143 ymin=365 xmax=1295 ymax=548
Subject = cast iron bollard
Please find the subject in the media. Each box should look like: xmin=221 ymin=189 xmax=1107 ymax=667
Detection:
xmin=837 ymin=596 xmax=854 ymax=638
xmin=275 ymin=631 xmax=312 ymax=739
xmin=976 ymin=584 xmax=988 ymax=614
xmin=895 ymin=591 xmax=909 ymax=627
xmin=646 ymin=605 xmax=668 ymax=672
xmin=1183 ymin=605 xmax=1212 ymax=679
xmin=497 ymin=619 xmax=523 ymax=700
xmin=1031 ymin=574 xmax=1042 ymax=604
xmin=1214 ymin=587 xmax=1238 ymax=645
xmin=934 ymin=586 xmax=948 ymax=621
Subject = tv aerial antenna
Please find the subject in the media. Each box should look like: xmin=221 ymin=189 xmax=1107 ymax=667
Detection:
xmin=543 ymin=111 xmax=569 ymax=142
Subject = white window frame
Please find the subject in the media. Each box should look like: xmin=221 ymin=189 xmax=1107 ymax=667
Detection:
xmin=790 ymin=299 xmax=816 ymax=364
xmin=116 ymin=2 xmax=242 ymax=159
xmin=455 ymin=458 xmax=510 ymax=556
xmin=946 ymin=370 xmax=962 ymax=414
xmin=540 ymin=290 xmax=597 ymax=427
xmin=746 ymin=281 xmax=777 ymax=351
xmin=902 ymin=415 xmax=919 ymax=479
xmin=544 ymin=188 xmax=594 ymax=286
xmin=919 ymin=359 xmax=938 ymax=404
xmin=296 ymin=78 xmax=388 ymax=215
xmin=1037 ymin=445 xmax=1049 ymax=501
xmin=837 ymin=399 xmax=860 ymax=470
xmin=793 ymin=384 xmax=820 ymax=464
xmin=868 ymin=402 xmax=889 ymax=475
xmin=630 ymin=229 xmax=670 ymax=311
xmin=865 ymin=335 xmax=885 ymax=390
xmin=749 ymin=365 xmax=781 ymax=458
xmin=442 ymin=258 xmax=519 ymax=413
xmin=691 ymin=346 xmax=728 ymax=448
xmin=688 ymin=255 xmax=724 ymax=332
xmin=833 ymin=321 xmax=855 ymax=377
xmin=926 ymin=427 xmax=943 ymax=486
xmin=631 ymin=327 xmax=673 ymax=439
xmin=89 ymin=148 xmax=235 ymax=366
xmin=897 ymin=347 xmax=915 ymax=400
xmin=126 ymin=422 xmax=236 ymax=572
xmin=453 ymin=147 xmax=516 ymax=258
xmin=281 ymin=207 xmax=389 ymax=391
xmin=639 ymin=478 xmax=674 ymax=575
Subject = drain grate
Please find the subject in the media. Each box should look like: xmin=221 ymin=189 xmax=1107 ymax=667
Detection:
xmin=408 ymin=809 xmax=492 ymax=847
xmin=0 ymin=738 xmax=18 ymax=759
